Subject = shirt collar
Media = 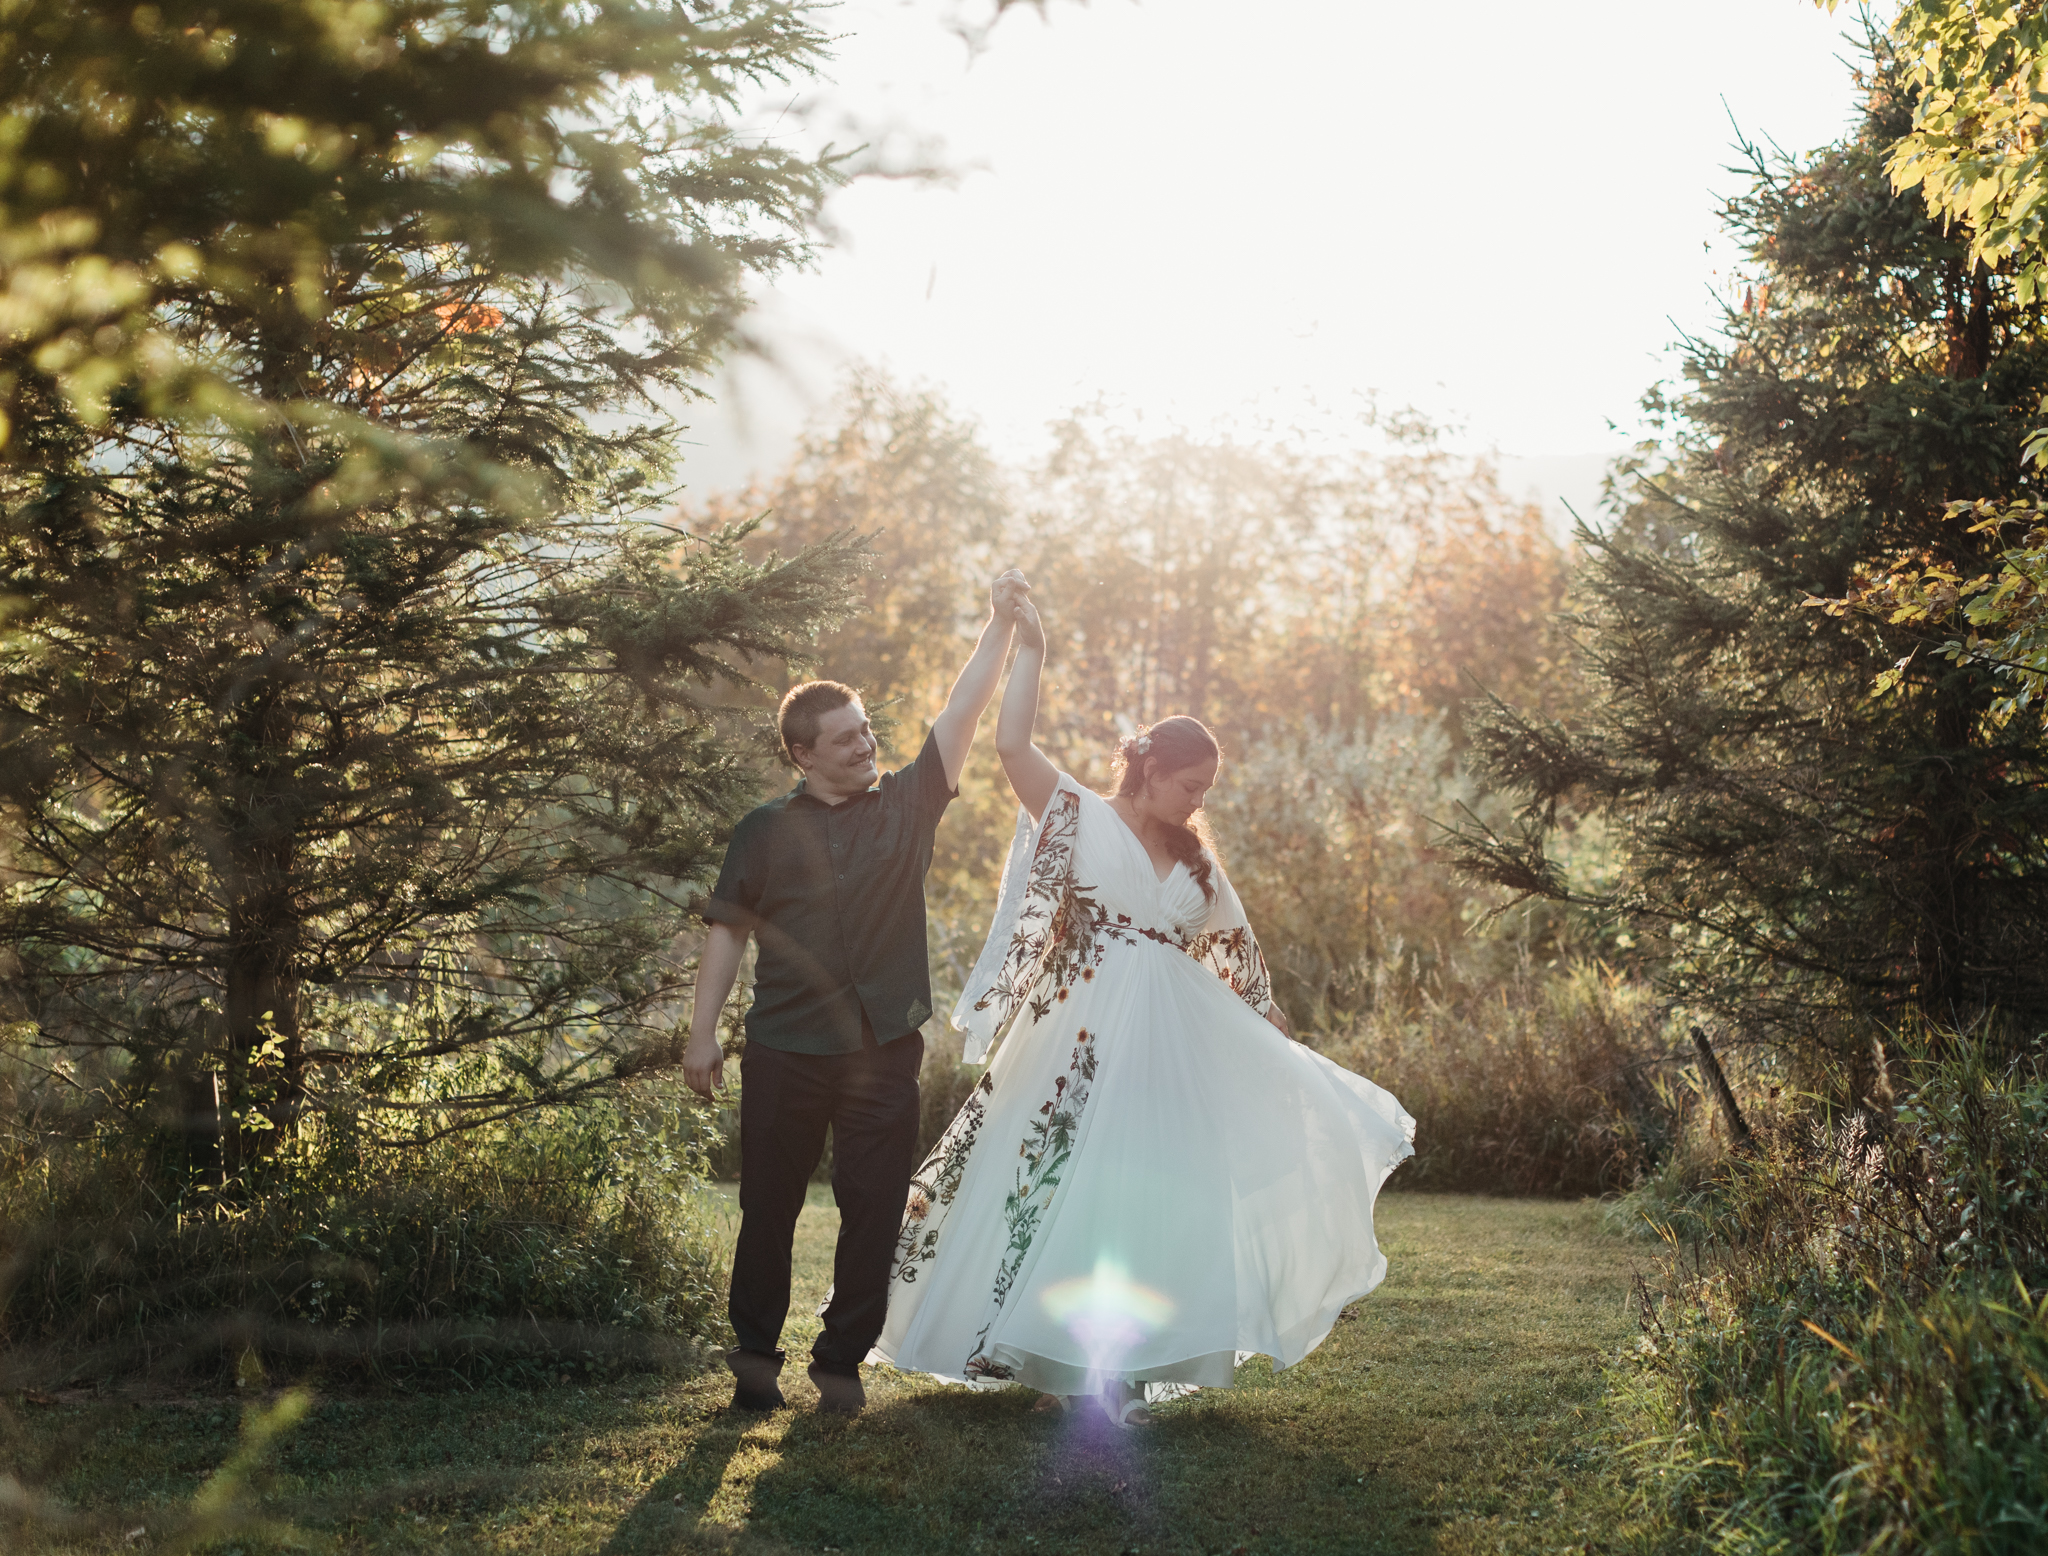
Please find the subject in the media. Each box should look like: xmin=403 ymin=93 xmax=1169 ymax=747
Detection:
xmin=788 ymin=776 xmax=877 ymax=810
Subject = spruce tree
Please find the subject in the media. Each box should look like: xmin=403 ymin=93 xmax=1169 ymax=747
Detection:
xmin=1451 ymin=59 xmax=2048 ymax=1051
xmin=0 ymin=0 xmax=862 ymax=1168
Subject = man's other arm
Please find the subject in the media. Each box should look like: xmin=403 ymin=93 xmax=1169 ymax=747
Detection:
xmin=684 ymin=920 xmax=749 ymax=1098
xmin=930 ymin=568 xmax=1028 ymax=790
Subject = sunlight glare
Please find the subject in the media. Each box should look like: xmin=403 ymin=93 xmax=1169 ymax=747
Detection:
xmin=1040 ymin=1257 xmax=1176 ymax=1375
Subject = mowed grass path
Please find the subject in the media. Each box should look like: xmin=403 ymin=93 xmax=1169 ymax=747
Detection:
xmin=20 ymin=1191 xmax=1647 ymax=1555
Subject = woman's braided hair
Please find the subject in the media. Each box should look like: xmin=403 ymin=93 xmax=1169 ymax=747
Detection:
xmin=1110 ymin=715 xmax=1220 ymax=903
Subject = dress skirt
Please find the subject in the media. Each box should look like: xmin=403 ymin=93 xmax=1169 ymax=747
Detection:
xmin=873 ymin=788 xmax=1415 ymax=1395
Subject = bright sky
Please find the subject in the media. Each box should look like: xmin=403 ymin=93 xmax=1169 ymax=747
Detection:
xmin=682 ymin=0 xmax=1872 ymax=517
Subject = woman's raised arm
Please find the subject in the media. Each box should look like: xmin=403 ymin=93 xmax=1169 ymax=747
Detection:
xmin=994 ymin=597 xmax=1058 ymax=821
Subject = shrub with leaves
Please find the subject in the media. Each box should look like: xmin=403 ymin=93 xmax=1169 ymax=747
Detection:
xmin=0 ymin=1070 xmax=729 ymax=1386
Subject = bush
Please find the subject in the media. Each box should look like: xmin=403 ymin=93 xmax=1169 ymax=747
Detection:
xmin=1620 ymin=1031 xmax=2048 ymax=1553
xmin=0 ymin=1084 xmax=729 ymax=1389
xmin=1319 ymin=958 xmax=1684 ymax=1195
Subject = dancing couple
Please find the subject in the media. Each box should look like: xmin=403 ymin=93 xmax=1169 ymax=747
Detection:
xmin=685 ymin=570 xmax=1413 ymax=1424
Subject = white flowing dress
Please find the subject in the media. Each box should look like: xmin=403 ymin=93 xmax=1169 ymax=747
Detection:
xmin=871 ymin=776 xmax=1415 ymax=1397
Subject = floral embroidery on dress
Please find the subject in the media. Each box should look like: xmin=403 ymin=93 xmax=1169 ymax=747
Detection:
xmin=1190 ymin=922 xmax=1274 ymax=1015
xmin=1026 ymin=890 xmax=1142 ymax=1021
xmin=890 ymin=1070 xmax=995 ymax=1284
xmin=963 ymin=1027 xmax=1100 ymax=1380
xmin=968 ymin=788 xmax=1083 ymax=1037
xmin=964 ymin=784 xmax=1272 ymax=1042
xmin=967 ymin=785 xmax=1158 ymax=1030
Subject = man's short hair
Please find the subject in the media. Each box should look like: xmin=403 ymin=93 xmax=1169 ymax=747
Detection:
xmin=778 ymin=680 xmax=860 ymax=763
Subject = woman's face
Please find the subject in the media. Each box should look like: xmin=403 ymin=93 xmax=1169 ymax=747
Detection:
xmin=1146 ymin=755 xmax=1218 ymax=824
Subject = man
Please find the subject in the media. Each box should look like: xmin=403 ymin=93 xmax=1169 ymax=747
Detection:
xmin=684 ymin=569 xmax=1029 ymax=1415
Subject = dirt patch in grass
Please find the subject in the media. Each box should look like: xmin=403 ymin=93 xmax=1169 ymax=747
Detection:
xmin=8 ymin=1190 xmax=1652 ymax=1554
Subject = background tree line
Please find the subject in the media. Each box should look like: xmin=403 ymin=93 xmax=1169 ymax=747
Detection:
xmin=689 ymin=377 xmax=1583 ymax=1028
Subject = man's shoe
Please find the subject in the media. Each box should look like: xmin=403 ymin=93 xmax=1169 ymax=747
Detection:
xmin=808 ymin=1361 xmax=866 ymax=1415
xmin=726 ymin=1347 xmax=785 ymax=1412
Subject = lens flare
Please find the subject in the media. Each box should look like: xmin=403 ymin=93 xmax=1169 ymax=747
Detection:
xmin=1039 ymin=1257 xmax=1176 ymax=1376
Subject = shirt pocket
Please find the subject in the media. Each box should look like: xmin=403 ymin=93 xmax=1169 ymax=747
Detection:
xmin=862 ymin=793 xmax=918 ymax=864
xmin=768 ymin=819 xmax=835 ymax=897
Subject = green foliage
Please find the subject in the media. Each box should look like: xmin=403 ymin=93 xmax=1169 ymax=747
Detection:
xmin=1451 ymin=52 xmax=2048 ymax=1046
xmin=0 ymin=1073 xmax=727 ymax=1385
xmin=1856 ymin=0 xmax=2048 ymax=297
xmin=0 ymin=0 xmax=867 ymax=1166
xmin=1800 ymin=4 xmax=2048 ymax=731
xmin=1621 ymin=1031 xmax=2048 ymax=1553
xmin=1815 ymin=486 xmax=2048 ymax=726
xmin=0 ymin=0 xmax=837 ymax=442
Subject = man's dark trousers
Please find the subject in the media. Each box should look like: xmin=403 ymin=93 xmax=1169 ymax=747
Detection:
xmin=730 ymin=1030 xmax=924 ymax=1374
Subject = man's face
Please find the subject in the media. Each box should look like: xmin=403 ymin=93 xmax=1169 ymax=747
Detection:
xmin=796 ymin=701 xmax=878 ymax=797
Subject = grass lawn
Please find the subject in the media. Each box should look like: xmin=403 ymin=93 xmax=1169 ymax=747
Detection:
xmin=8 ymin=1189 xmax=1651 ymax=1555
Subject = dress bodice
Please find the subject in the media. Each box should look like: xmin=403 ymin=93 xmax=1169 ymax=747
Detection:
xmin=951 ymin=771 xmax=1275 ymax=1060
xmin=1074 ymin=788 xmax=1214 ymax=939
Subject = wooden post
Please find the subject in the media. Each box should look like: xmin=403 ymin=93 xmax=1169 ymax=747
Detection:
xmin=1691 ymin=1025 xmax=1756 ymax=1153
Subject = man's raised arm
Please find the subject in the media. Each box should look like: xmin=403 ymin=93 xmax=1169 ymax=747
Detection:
xmin=929 ymin=568 xmax=1029 ymax=790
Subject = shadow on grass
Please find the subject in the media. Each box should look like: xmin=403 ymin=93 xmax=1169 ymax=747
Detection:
xmin=597 ymin=1391 xmax=760 ymax=1554
xmin=601 ymin=1382 xmax=1445 ymax=1556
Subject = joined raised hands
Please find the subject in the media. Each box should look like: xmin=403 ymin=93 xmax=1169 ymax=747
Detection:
xmin=991 ymin=567 xmax=1031 ymax=619
xmin=991 ymin=567 xmax=1043 ymax=653
xmin=1010 ymin=595 xmax=1046 ymax=654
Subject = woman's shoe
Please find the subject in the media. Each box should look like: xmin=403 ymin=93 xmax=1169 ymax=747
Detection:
xmin=1102 ymin=1381 xmax=1152 ymax=1428
xmin=1034 ymin=1393 xmax=1093 ymax=1415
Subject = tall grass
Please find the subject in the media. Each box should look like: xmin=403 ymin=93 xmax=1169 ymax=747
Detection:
xmin=1617 ymin=1031 xmax=2048 ymax=1553
xmin=1317 ymin=958 xmax=1686 ymax=1194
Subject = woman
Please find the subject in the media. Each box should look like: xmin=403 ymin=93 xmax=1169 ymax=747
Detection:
xmin=871 ymin=592 xmax=1414 ymax=1425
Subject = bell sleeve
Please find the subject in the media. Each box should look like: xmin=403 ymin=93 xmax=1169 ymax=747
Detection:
xmin=1190 ymin=856 xmax=1277 ymax=1018
xmin=950 ymin=776 xmax=1085 ymax=1064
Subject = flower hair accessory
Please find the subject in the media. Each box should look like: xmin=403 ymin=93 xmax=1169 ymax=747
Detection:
xmin=1133 ymin=734 xmax=1152 ymax=755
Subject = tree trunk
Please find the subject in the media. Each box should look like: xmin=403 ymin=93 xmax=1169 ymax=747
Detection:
xmin=1914 ymin=255 xmax=1997 ymax=1026
xmin=1910 ymin=677 xmax=1974 ymax=1026
xmin=219 ymin=688 xmax=305 ymax=1171
xmin=1945 ymin=258 xmax=1994 ymax=380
